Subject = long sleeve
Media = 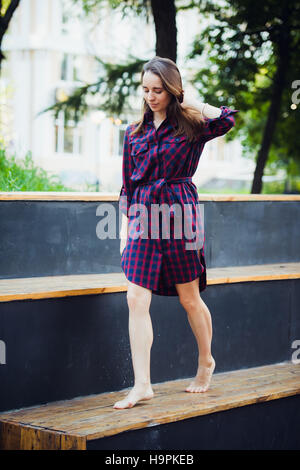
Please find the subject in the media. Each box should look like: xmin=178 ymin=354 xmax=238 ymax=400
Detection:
xmin=199 ymin=105 xmax=239 ymax=143
xmin=119 ymin=125 xmax=136 ymax=217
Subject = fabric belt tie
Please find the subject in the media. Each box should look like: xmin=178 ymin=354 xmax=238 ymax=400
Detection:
xmin=137 ymin=176 xmax=193 ymax=206
xmin=136 ymin=176 xmax=204 ymax=248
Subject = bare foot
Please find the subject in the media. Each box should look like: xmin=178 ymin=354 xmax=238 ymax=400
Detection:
xmin=185 ymin=357 xmax=216 ymax=393
xmin=113 ymin=383 xmax=154 ymax=409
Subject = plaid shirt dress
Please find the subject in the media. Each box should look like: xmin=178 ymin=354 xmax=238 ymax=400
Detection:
xmin=119 ymin=105 xmax=239 ymax=296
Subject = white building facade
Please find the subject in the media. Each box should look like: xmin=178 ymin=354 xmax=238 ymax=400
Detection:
xmin=1 ymin=0 xmax=250 ymax=192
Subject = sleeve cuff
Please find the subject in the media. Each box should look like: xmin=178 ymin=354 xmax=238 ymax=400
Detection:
xmin=204 ymin=105 xmax=239 ymax=123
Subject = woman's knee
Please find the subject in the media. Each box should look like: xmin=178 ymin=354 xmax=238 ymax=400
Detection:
xmin=179 ymin=295 xmax=201 ymax=313
xmin=126 ymin=283 xmax=152 ymax=312
xmin=127 ymin=292 xmax=151 ymax=312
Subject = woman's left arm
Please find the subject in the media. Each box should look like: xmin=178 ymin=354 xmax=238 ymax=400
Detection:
xmin=186 ymin=101 xmax=222 ymax=119
xmin=181 ymin=95 xmax=222 ymax=118
xmin=181 ymin=95 xmax=239 ymax=142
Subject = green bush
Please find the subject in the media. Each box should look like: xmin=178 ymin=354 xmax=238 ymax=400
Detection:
xmin=261 ymin=180 xmax=285 ymax=194
xmin=197 ymin=180 xmax=300 ymax=195
xmin=198 ymin=187 xmax=250 ymax=194
xmin=262 ymin=179 xmax=300 ymax=194
xmin=0 ymin=146 xmax=74 ymax=191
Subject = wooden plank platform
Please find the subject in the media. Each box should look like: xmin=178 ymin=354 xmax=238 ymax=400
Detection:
xmin=1 ymin=191 xmax=300 ymax=201
xmin=0 ymin=362 xmax=299 ymax=450
xmin=0 ymin=262 xmax=299 ymax=302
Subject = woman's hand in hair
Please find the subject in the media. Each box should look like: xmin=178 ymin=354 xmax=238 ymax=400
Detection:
xmin=180 ymin=91 xmax=200 ymax=111
xmin=178 ymin=90 xmax=184 ymax=104
xmin=180 ymin=95 xmax=221 ymax=119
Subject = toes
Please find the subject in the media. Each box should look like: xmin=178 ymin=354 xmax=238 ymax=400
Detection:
xmin=185 ymin=384 xmax=209 ymax=393
xmin=186 ymin=387 xmax=197 ymax=393
xmin=113 ymin=401 xmax=133 ymax=409
xmin=113 ymin=401 xmax=124 ymax=409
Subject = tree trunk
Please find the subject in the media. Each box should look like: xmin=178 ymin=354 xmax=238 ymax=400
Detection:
xmin=150 ymin=0 xmax=177 ymax=62
xmin=251 ymin=11 xmax=291 ymax=193
xmin=0 ymin=0 xmax=21 ymax=70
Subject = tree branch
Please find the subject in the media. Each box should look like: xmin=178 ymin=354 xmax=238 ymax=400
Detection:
xmin=2 ymin=0 xmax=21 ymax=29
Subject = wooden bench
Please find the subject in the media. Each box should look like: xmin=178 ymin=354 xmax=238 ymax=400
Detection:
xmin=0 ymin=361 xmax=299 ymax=450
xmin=1 ymin=262 xmax=299 ymax=302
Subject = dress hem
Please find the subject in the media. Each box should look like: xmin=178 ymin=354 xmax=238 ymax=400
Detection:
xmin=122 ymin=268 xmax=207 ymax=297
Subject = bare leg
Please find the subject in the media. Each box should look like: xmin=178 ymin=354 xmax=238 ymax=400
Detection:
xmin=175 ymin=277 xmax=215 ymax=392
xmin=113 ymin=279 xmax=154 ymax=409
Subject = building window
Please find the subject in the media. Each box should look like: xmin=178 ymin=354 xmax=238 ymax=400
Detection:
xmin=60 ymin=54 xmax=81 ymax=82
xmin=55 ymin=111 xmax=83 ymax=155
xmin=116 ymin=123 xmax=128 ymax=156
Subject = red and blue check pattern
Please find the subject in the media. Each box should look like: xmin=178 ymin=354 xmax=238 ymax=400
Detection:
xmin=119 ymin=105 xmax=239 ymax=296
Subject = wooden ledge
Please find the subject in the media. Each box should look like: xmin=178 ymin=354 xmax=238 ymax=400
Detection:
xmin=0 ymin=362 xmax=299 ymax=449
xmin=0 ymin=273 xmax=127 ymax=302
xmin=0 ymin=191 xmax=300 ymax=202
xmin=208 ymin=262 xmax=300 ymax=284
xmin=0 ymin=262 xmax=299 ymax=302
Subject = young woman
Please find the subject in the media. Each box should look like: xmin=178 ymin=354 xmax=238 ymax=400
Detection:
xmin=114 ymin=56 xmax=239 ymax=409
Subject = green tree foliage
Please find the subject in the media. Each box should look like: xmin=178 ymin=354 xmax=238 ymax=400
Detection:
xmin=78 ymin=0 xmax=151 ymax=17
xmin=42 ymin=0 xmax=178 ymax=122
xmin=189 ymin=0 xmax=300 ymax=192
xmin=42 ymin=0 xmax=300 ymax=194
xmin=41 ymin=56 xmax=147 ymax=123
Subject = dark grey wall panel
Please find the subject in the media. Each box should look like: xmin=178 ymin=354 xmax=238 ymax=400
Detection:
xmin=0 ymin=199 xmax=299 ymax=279
xmin=0 ymin=201 xmax=123 ymax=279
xmin=291 ymin=280 xmax=300 ymax=361
xmin=202 ymin=200 xmax=300 ymax=268
xmin=0 ymin=279 xmax=298 ymax=412
xmin=87 ymin=394 xmax=300 ymax=450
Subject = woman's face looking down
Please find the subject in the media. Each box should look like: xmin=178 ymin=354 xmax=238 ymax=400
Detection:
xmin=142 ymin=71 xmax=172 ymax=114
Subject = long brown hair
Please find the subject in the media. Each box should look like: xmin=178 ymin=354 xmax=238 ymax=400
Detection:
xmin=130 ymin=56 xmax=206 ymax=142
